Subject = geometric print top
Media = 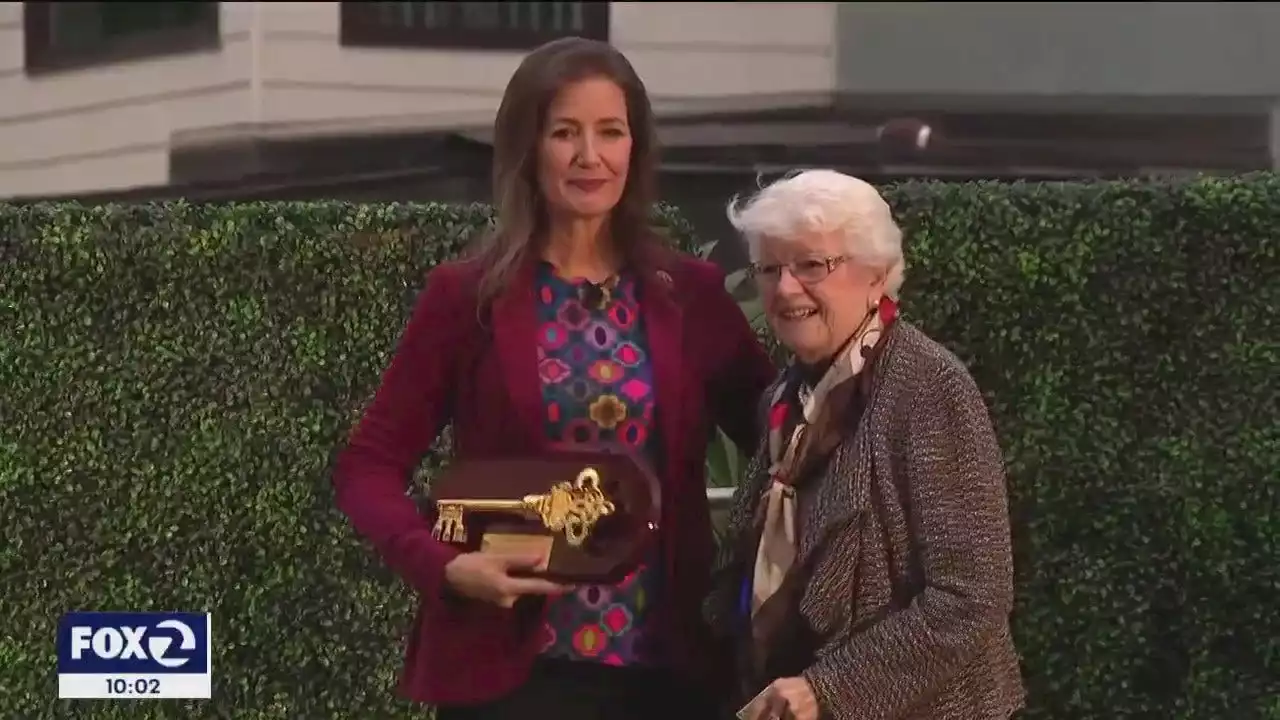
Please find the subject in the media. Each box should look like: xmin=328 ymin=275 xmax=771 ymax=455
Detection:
xmin=532 ymin=261 xmax=664 ymax=667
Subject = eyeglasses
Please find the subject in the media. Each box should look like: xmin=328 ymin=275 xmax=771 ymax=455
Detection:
xmin=746 ymin=256 xmax=849 ymax=285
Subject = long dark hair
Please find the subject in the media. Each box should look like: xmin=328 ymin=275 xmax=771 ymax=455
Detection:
xmin=471 ymin=37 xmax=662 ymax=313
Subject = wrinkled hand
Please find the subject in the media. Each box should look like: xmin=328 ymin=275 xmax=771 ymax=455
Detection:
xmin=443 ymin=550 xmax=573 ymax=608
xmin=749 ymin=677 xmax=819 ymax=720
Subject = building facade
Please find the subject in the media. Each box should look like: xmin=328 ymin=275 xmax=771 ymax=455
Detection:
xmin=1 ymin=1 xmax=835 ymax=199
xmin=3 ymin=1 xmax=1278 ymax=204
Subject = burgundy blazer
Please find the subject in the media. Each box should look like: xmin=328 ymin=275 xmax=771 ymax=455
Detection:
xmin=332 ymin=247 xmax=775 ymax=706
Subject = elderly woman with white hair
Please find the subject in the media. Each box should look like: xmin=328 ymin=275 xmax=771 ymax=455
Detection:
xmin=706 ymin=170 xmax=1025 ymax=720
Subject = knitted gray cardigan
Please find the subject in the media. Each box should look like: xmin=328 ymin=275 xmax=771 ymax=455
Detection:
xmin=706 ymin=322 xmax=1026 ymax=720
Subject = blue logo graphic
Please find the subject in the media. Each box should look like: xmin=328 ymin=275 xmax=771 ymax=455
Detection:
xmin=57 ymin=612 xmax=210 ymax=675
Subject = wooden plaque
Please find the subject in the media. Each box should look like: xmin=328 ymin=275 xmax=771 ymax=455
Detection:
xmin=426 ymin=445 xmax=661 ymax=585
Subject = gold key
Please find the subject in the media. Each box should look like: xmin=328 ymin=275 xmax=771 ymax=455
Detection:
xmin=431 ymin=467 xmax=616 ymax=547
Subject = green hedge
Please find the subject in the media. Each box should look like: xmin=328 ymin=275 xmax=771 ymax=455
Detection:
xmin=1 ymin=177 xmax=1277 ymax=719
xmin=896 ymin=177 xmax=1278 ymax=719
xmin=0 ymin=201 xmax=697 ymax=719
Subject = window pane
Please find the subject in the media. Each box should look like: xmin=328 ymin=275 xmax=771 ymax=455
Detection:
xmin=101 ymin=3 xmax=211 ymax=37
xmin=46 ymin=2 xmax=105 ymax=48
xmin=48 ymin=1 xmax=215 ymax=48
xmin=366 ymin=2 xmax=591 ymax=34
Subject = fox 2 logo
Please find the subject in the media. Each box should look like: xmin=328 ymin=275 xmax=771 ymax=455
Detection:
xmin=57 ymin=612 xmax=211 ymax=675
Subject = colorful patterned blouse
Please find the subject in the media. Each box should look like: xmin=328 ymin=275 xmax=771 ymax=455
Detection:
xmin=532 ymin=261 xmax=663 ymax=667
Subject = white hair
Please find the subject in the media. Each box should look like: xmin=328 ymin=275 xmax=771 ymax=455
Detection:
xmin=725 ymin=169 xmax=906 ymax=297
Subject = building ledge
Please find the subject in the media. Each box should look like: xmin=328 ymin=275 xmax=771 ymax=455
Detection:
xmin=12 ymin=91 xmax=1276 ymax=204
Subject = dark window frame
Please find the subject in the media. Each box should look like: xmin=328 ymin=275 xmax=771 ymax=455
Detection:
xmin=339 ymin=2 xmax=609 ymax=51
xmin=23 ymin=1 xmax=221 ymax=76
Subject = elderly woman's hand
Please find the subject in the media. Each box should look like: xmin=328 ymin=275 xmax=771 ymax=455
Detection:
xmin=746 ymin=677 xmax=819 ymax=720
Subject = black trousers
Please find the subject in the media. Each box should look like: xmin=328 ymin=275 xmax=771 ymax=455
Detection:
xmin=435 ymin=659 xmax=725 ymax=720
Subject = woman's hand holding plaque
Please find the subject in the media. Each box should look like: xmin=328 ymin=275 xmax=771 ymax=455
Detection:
xmin=427 ymin=447 xmax=660 ymax=586
xmin=443 ymin=550 xmax=573 ymax=608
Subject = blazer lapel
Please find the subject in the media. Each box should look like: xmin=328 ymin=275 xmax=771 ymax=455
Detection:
xmin=727 ymin=376 xmax=782 ymax=556
xmin=638 ymin=261 xmax=684 ymax=480
xmin=491 ymin=255 xmax=547 ymax=451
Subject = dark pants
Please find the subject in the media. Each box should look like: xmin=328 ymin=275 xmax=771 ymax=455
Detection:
xmin=435 ymin=659 xmax=724 ymax=720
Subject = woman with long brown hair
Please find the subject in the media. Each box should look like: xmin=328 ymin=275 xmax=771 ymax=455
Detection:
xmin=333 ymin=37 xmax=775 ymax=720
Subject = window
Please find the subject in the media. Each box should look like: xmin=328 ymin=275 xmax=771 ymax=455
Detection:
xmin=340 ymin=2 xmax=609 ymax=51
xmin=23 ymin=2 xmax=220 ymax=75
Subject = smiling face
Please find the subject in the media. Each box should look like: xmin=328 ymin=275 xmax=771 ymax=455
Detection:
xmin=536 ymin=76 xmax=633 ymax=223
xmin=755 ymin=230 xmax=888 ymax=364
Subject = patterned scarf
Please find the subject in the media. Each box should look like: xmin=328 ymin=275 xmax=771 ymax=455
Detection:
xmin=750 ymin=296 xmax=898 ymax=618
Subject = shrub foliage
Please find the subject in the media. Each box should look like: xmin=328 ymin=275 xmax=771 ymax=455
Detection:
xmin=1 ymin=177 xmax=1276 ymax=719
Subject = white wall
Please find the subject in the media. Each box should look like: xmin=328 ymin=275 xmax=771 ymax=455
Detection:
xmin=0 ymin=2 xmax=257 ymax=197
xmin=252 ymin=2 xmax=836 ymax=124
xmin=0 ymin=2 xmax=839 ymax=199
xmin=835 ymin=2 xmax=1280 ymax=97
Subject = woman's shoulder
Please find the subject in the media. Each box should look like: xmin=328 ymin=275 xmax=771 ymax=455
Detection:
xmin=880 ymin=323 xmax=1001 ymax=455
xmin=884 ymin=322 xmax=983 ymax=395
xmin=638 ymin=245 xmax=738 ymax=307
xmin=640 ymin=243 xmax=721 ymax=281
xmin=420 ymin=257 xmax=485 ymax=305
xmin=892 ymin=323 xmax=963 ymax=368
xmin=424 ymin=256 xmax=484 ymax=287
